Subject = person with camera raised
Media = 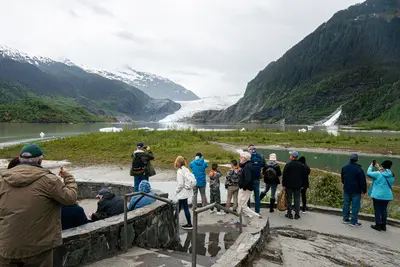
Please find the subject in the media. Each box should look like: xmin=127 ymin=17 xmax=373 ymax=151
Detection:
xmin=130 ymin=142 xmax=156 ymax=192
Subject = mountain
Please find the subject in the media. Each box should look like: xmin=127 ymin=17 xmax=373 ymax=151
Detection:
xmin=191 ymin=0 xmax=400 ymax=126
xmin=0 ymin=46 xmax=181 ymax=122
xmin=84 ymin=66 xmax=199 ymax=101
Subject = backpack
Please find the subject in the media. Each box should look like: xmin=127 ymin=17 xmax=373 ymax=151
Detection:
xmin=184 ymin=169 xmax=197 ymax=189
xmin=251 ymin=153 xmax=265 ymax=176
xmin=264 ymin=167 xmax=277 ymax=184
xmin=131 ymin=155 xmax=145 ymax=175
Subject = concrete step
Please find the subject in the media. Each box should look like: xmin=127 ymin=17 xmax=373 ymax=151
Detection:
xmin=83 ymin=247 xmax=206 ymax=267
xmin=153 ymin=249 xmax=215 ymax=267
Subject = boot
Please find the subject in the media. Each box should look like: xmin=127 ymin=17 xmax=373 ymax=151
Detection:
xmin=269 ymin=198 xmax=275 ymax=213
xmin=371 ymin=224 xmax=382 ymax=231
xmin=381 ymin=223 xmax=387 ymax=232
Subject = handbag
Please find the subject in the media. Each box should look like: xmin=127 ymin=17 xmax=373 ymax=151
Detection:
xmin=277 ymin=188 xmax=287 ymax=211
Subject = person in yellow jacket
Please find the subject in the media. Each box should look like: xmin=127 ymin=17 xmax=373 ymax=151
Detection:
xmin=0 ymin=144 xmax=77 ymax=267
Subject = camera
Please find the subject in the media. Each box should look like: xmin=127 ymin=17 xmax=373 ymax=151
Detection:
xmin=143 ymin=146 xmax=148 ymax=149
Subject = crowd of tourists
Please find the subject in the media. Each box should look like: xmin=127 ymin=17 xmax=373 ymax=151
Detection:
xmin=0 ymin=141 xmax=395 ymax=266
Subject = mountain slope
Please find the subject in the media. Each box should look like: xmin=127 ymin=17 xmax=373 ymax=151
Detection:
xmin=86 ymin=66 xmax=199 ymax=101
xmin=0 ymin=46 xmax=181 ymax=122
xmin=191 ymin=0 xmax=400 ymax=125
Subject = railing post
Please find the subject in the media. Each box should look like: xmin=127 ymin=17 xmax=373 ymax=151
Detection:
xmin=175 ymin=202 xmax=180 ymax=243
xmin=192 ymin=210 xmax=198 ymax=267
xmin=239 ymin=211 xmax=243 ymax=234
xmin=124 ymin=196 xmax=128 ymax=251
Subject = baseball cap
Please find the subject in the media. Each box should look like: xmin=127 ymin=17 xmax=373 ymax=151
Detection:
xmin=350 ymin=153 xmax=358 ymax=161
xmin=291 ymin=151 xmax=299 ymax=158
xmin=196 ymin=152 xmax=203 ymax=158
xmin=20 ymin=144 xmax=45 ymax=159
xmin=137 ymin=142 xmax=144 ymax=148
xmin=96 ymin=188 xmax=111 ymax=198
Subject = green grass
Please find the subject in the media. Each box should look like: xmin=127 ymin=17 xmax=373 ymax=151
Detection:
xmin=356 ymin=121 xmax=400 ymax=131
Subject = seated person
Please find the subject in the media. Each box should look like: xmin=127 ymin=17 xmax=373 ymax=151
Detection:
xmin=128 ymin=180 xmax=156 ymax=210
xmin=89 ymin=188 xmax=125 ymax=221
xmin=61 ymin=202 xmax=89 ymax=230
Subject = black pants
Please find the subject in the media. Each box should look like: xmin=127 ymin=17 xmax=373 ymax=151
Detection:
xmin=286 ymin=188 xmax=301 ymax=216
xmin=373 ymin=198 xmax=390 ymax=225
xmin=301 ymin=188 xmax=308 ymax=211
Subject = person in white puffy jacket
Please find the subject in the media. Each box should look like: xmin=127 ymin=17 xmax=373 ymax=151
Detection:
xmin=175 ymin=156 xmax=193 ymax=230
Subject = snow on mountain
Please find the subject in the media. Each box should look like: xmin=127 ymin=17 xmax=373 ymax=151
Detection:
xmin=159 ymin=94 xmax=242 ymax=122
xmin=84 ymin=65 xmax=200 ymax=101
xmin=0 ymin=45 xmax=54 ymax=65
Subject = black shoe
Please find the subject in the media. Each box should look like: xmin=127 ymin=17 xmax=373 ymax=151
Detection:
xmin=269 ymin=198 xmax=275 ymax=213
xmin=182 ymin=224 xmax=193 ymax=230
xmin=294 ymin=214 xmax=300 ymax=220
xmin=371 ymin=224 xmax=382 ymax=231
xmin=382 ymin=224 xmax=387 ymax=232
xmin=285 ymin=213 xmax=293 ymax=219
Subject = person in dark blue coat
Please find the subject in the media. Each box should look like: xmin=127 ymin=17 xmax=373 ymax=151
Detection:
xmin=61 ymin=203 xmax=88 ymax=230
xmin=341 ymin=153 xmax=367 ymax=227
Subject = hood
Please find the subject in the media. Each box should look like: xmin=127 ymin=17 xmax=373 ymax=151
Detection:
xmin=102 ymin=191 xmax=116 ymax=199
xmin=382 ymin=169 xmax=394 ymax=178
xmin=138 ymin=180 xmax=151 ymax=193
xmin=193 ymin=158 xmax=205 ymax=166
xmin=0 ymin=164 xmax=50 ymax=187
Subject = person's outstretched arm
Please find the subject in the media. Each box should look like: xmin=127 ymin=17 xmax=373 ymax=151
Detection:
xmin=45 ymin=168 xmax=77 ymax=205
xmin=366 ymin=165 xmax=380 ymax=180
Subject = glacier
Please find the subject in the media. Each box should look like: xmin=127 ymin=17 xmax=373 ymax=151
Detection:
xmin=159 ymin=94 xmax=242 ymax=122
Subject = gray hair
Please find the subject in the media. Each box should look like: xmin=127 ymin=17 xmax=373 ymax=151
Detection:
xmin=19 ymin=156 xmax=43 ymax=164
xmin=240 ymin=151 xmax=251 ymax=161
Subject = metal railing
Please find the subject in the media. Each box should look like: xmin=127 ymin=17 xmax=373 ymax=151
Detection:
xmin=192 ymin=203 xmax=243 ymax=267
xmin=123 ymin=192 xmax=180 ymax=251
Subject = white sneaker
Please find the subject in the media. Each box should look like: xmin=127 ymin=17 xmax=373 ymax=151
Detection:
xmin=217 ymin=211 xmax=225 ymax=216
xmin=209 ymin=210 xmax=216 ymax=214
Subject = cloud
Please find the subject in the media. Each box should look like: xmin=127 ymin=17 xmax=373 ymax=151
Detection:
xmin=68 ymin=9 xmax=80 ymax=18
xmin=114 ymin=31 xmax=152 ymax=44
xmin=79 ymin=0 xmax=114 ymax=17
xmin=171 ymin=70 xmax=201 ymax=77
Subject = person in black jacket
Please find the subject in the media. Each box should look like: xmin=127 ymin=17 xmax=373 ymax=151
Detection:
xmin=89 ymin=189 xmax=125 ymax=221
xmin=238 ymin=152 xmax=262 ymax=220
xmin=61 ymin=203 xmax=88 ymax=230
xmin=282 ymin=151 xmax=306 ymax=220
xmin=130 ymin=142 xmax=156 ymax=192
xmin=260 ymin=153 xmax=282 ymax=213
xmin=298 ymin=156 xmax=311 ymax=213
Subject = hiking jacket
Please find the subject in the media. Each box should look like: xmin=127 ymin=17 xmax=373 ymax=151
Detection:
xmin=367 ymin=165 xmax=394 ymax=201
xmin=238 ymin=161 xmax=254 ymax=191
xmin=132 ymin=150 xmax=156 ymax=177
xmin=282 ymin=160 xmax=306 ymax=189
xmin=225 ymin=166 xmax=241 ymax=187
xmin=128 ymin=180 xmax=156 ymax=210
xmin=190 ymin=158 xmax=208 ymax=187
xmin=262 ymin=161 xmax=282 ymax=185
xmin=303 ymin=163 xmax=311 ymax=188
xmin=91 ymin=192 xmax=125 ymax=221
xmin=209 ymin=170 xmax=222 ymax=191
xmin=175 ymin=166 xmax=193 ymax=200
xmin=341 ymin=162 xmax=367 ymax=194
xmin=0 ymin=165 xmax=77 ymax=259
xmin=61 ymin=204 xmax=88 ymax=230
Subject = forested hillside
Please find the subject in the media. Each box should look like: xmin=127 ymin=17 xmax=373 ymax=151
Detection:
xmin=191 ymin=0 xmax=400 ymax=127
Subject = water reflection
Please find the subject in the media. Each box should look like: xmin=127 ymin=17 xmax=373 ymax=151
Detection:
xmin=178 ymin=231 xmax=239 ymax=258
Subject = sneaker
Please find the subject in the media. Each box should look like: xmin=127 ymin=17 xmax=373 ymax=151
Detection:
xmin=342 ymin=219 xmax=350 ymax=224
xmin=209 ymin=210 xmax=215 ymax=214
xmin=216 ymin=211 xmax=225 ymax=215
xmin=301 ymin=210 xmax=307 ymax=214
xmin=294 ymin=214 xmax=300 ymax=220
xmin=349 ymin=222 xmax=362 ymax=228
xmin=182 ymin=224 xmax=193 ymax=230
xmin=285 ymin=213 xmax=293 ymax=219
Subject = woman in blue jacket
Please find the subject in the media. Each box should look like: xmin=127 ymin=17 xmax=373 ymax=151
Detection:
xmin=367 ymin=160 xmax=395 ymax=232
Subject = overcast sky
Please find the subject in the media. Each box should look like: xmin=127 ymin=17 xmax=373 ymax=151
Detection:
xmin=0 ymin=0 xmax=361 ymax=97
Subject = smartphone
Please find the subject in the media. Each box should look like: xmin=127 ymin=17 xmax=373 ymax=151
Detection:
xmin=372 ymin=160 xmax=376 ymax=166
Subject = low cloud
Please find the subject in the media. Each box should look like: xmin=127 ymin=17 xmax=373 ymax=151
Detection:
xmin=79 ymin=0 xmax=114 ymax=17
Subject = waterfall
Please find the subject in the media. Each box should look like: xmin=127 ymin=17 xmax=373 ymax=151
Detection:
xmin=315 ymin=106 xmax=342 ymax=126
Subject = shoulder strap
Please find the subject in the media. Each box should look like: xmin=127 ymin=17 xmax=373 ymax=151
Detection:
xmin=131 ymin=195 xmax=146 ymax=210
xmin=383 ymin=175 xmax=392 ymax=190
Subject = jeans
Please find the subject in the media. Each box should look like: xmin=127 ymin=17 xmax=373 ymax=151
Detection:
xmin=238 ymin=189 xmax=260 ymax=219
xmin=260 ymin=184 xmax=278 ymax=201
xmin=192 ymin=185 xmax=207 ymax=209
xmin=342 ymin=193 xmax=361 ymax=225
xmin=301 ymin=188 xmax=308 ymax=211
xmin=373 ymin=198 xmax=390 ymax=225
xmin=286 ymin=188 xmax=301 ymax=216
xmin=247 ymin=179 xmax=261 ymax=213
xmin=226 ymin=185 xmax=239 ymax=210
xmin=134 ymin=174 xmax=148 ymax=192
xmin=179 ymin=199 xmax=192 ymax=225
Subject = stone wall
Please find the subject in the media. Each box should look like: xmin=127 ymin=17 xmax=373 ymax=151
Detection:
xmin=54 ymin=201 xmax=178 ymax=267
xmin=76 ymin=180 xmax=168 ymax=199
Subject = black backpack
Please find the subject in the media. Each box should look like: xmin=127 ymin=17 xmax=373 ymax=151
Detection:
xmin=264 ymin=167 xmax=277 ymax=184
xmin=131 ymin=155 xmax=145 ymax=175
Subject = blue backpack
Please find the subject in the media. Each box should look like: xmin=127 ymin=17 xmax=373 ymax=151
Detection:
xmin=251 ymin=153 xmax=265 ymax=178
